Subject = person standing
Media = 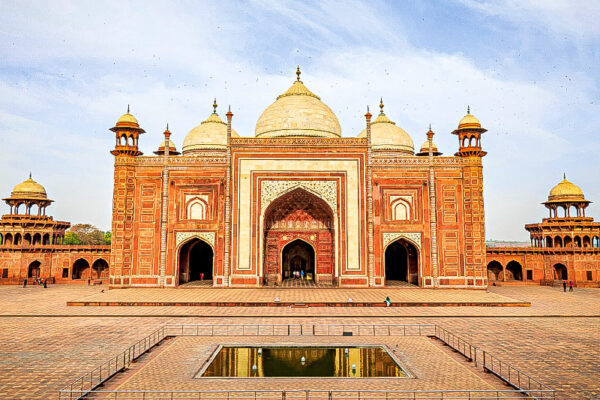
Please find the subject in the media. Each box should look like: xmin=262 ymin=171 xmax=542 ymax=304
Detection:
xmin=300 ymin=270 xmax=304 ymax=280
xmin=563 ymin=281 xmax=567 ymax=292
xmin=569 ymin=281 xmax=574 ymax=292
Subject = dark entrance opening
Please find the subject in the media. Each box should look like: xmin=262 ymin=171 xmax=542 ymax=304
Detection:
xmin=28 ymin=261 xmax=41 ymax=278
xmin=385 ymin=239 xmax=419 ymax=285
xmin=487 ymin=261 xmax=503 ymax=281
xmin=553 ymin=263 xmax=568 ymax=280
xmin=282 ymin=239 xmax=315 ymax=281
xmin=505 ymin=261 xmax=523 ymax=281
xmin=72 ymin=259 xmax=90 ymax=279
xmin=179 ymin=238 xmax=213 ymax=284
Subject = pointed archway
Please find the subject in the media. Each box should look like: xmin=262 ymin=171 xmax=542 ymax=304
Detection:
xmin=28 ymin=261 xmax=41 ymax=279
xmin=553 ymin=263 xmax=568 ymax=280
xmin=385 ymin=239 xmax=419 ymax=285
xmin=178 ymin=238 xmax=213 ymax=285
xmin=263 ymin=188 xmax=334 ymax=285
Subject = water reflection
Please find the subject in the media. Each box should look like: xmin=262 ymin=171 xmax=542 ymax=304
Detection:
xmin=201 ymin=346 xmax=407 ymax=377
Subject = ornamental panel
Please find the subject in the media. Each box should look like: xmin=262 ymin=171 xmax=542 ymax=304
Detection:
xmin=176 ymin=231 xmax=216 ymax=248
xmin=382 ymin=232 xmax=422 ymax=249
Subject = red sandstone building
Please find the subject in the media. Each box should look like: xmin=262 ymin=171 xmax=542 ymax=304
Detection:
xmin=0 ymin=175 xmax=110 ymax=283
xmin=2 ymin=70 xmax=597 ymax=289
xmin=108 ymin=70 xmax=488 ymax=288
xmin=486 ymin=176 xmax=600 ymax=287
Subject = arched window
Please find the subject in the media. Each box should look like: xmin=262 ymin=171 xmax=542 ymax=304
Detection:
xmin=72 ymin=259 xmax=90 ymax=279
xmin=0 ymin=233 xmax=3 ymax=245
xmin=545 ymin=236 xmax=553 ymax=248
xmin=574 ymin=236 xmax=582 ymax=247
xmin=14 ymin=234 xmax=22 ymax=245
xmin=554 ymin=236 xmax=563 ymax=248
xmin=564 ymin=236 xmax=572 ymax=247
xmin=187 ymin=198 xmax=208 ymax=220
xmin=4 ymin=233 xmax=12 ymax=246
xmin=390 ymin=198 xmax=411 ymax=221
xmin=569 ymin=205 xmax=578 ymax=217
xmin=42 ymin=234 xmax=50 ymax=245
xmin=23 ymin=233 xmax=32 ymax=245
xmin=32 ymin=233 xmax=41 ymax=246
xmin=592 ymin=236 xmax=599 ymax=248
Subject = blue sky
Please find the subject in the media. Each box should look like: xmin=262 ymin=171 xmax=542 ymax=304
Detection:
xmin=1 ymin=0 xmax=598 ymax=240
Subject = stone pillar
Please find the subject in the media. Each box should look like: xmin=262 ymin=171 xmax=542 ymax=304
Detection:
xmin=158 ymin=127 xmax=171 ymax=287
xmin=224 ymin=106 xmax=233 ymax=287
xmin=365 ymin=107 xmax=375 ymax=286
xmin=427 ymin=129 xmax=439 ymax=287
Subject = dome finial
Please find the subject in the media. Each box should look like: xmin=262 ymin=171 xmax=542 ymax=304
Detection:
xmin=127 ymin=104 xmax=130 ymax=114
xmin=29 ymin=171 xmax=32 ymax=179
xmin=296 ymin=65 xmax=301 ymax=81
xmin=564 ymin=172 xmax=566 ymax=180
xmin=379 ymin=98 xmax=384 ymax=114
xmin=429 ymin=123 xmax=432 ymax=131
xmin=213 ymin=98 xmax=218 ymax=114
xmin=166 ymin=123 xmax=169 ymax=131
xmin=467 ymin=105 xmax=470 ymax=114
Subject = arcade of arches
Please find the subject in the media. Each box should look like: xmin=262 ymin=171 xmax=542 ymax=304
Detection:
xmin=178 ymin=238 xmax=214 ymax=284
xmin=263 ymin=188 xmax=334 ymax=285
xmin=384 ymin=239 xmax=419 ymax=285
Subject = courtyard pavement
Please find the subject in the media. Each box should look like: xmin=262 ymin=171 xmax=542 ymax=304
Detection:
xmin=0 ymin=285 xmax=598 ymax=399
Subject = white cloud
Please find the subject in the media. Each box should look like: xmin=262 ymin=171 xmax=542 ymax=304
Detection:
xmin=460 ymin=0 xmax=600 ymax=39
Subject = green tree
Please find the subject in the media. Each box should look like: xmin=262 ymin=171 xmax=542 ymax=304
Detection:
xmin=68 ymin=224 xmax=105 ymax=245
xmin=104 ymin=231 xmax=111 ymax=245
xmin=63 ymin=231 xmax=81 ymax=245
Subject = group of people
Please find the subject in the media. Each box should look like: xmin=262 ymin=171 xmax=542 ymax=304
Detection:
xmin=23 ymin=278 xmax=47 ymax=288
xmin=293 ymin=270 xmax=305 ymax=280
xmin=562 ymin=280 xmax=574 ymax=292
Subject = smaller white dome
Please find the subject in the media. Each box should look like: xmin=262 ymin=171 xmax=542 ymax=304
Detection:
xmin=182 ymin=112 xmax=239 ymax=153
xmin=358 ymin=109 xmax=414 ymax=154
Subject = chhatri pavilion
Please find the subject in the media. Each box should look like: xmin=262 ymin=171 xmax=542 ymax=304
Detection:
xmin=108 ymin=68 xmax=488 ymax=288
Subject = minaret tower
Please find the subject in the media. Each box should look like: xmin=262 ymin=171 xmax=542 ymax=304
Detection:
xmin=110 ymin=105 xmax=145 ymax=156
xmin=452 ymin=106 xmax=487 ymax=158
xmin=108 ymin=106 xmax=144 ymax=287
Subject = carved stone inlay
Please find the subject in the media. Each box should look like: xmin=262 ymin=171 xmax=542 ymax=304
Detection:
xmin=176 ymin=231 xmax=216 ymax=248
xmin=260 ymin=180 xmax=337 ymax=215
xmin=383 ymin=232 xmax=422 ymax=249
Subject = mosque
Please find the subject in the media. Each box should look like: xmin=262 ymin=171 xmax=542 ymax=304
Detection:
xmin=0 ymin=69 xmax=597 ymax=288
xmin=108 ymin=68 xmax=487 ymax=288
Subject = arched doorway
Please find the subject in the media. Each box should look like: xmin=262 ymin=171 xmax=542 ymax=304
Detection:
xmin=178 ymin=238 xmax=213 ymax=284
xmin=72 ymin=259 xmax=90 ymax=279
xmin=28 ymin=261 xmax=41 ymax=278
xmin=553 ymin=263 xmax=568 ymax=280
xmin=263 ymin=188 xmax=334 ymax=285
xmin=92 ymin=259 xmax=109 ymax=279
xmin=505 ymin=260 xmax=523 ymax=281
xmin=281 ymin=239 xmax=315 ymax=280
xmin=487 ymin=261 xmax=503 ymax=281
xmin=385 ymin=239 xmax=419 ymax=285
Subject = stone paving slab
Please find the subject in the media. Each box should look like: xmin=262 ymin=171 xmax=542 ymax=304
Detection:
xmin=0 ymin=286 xmax=599 ymax=399
xmin=66 ymin=287 xmax=529 ymax=307
xmin=0 ymin=285 xmax=599 ymax=316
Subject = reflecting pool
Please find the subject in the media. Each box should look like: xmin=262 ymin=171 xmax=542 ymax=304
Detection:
xmin=199 ymin=346 xmax=408 ymax=377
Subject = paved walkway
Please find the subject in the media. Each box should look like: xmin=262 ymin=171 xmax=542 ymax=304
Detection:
xmin=65 ymin=286 xmax=528 ymax=307
xmin=0 ymin=285 xmax=598 ymax=399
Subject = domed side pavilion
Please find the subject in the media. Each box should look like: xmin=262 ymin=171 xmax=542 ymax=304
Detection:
xmin=0 ymin=175 xmax=111 ymax=284
xmin=108 ymin=68 xmax=489 ymax=288
xmin=487 ymin=175 xmax=600 ymax=286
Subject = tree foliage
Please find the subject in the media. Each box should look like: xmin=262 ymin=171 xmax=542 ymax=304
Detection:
xmin=66 ymin=224 xmax=111 ymax=245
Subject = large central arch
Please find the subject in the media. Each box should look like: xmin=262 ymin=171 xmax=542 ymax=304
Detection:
xmin=178 ymin=238 xmax=213 ymax=285
xmin=263 ymin=188 xmax=334 ymax=285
